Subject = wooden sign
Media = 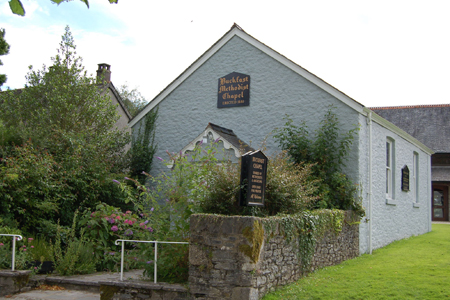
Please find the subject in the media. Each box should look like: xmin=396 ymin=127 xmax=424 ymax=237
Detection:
xmin=239 ymin=150 xmax=267 ymax=207
xmin=217 ymin=72 xmax=250 ymax=108
xmin=401 ymin=165 xmax=410 ymax=192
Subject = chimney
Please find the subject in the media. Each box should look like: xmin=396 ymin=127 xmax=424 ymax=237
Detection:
xmin=96 ymin=63 xmax=111 ymax=84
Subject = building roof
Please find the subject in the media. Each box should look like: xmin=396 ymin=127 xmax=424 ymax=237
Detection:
xmin=432 ymin=166 xmax=450 ymax=181
xmin=129 ymin=23 xmax=365 ymax=128
xmin=370 ymin=104 xmax=450 ymax=153
xmin=207 ymin=123 xmax=254 ymax=154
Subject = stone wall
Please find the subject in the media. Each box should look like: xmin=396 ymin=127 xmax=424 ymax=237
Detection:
xmin=0 ymin=270 xmax=31 ymax=297
xmin=189 ymin=213 xmax=359 ymax=300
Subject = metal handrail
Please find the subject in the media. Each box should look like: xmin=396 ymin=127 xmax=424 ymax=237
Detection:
xmin=0 ymin=234 xmax=23 ymax=271
xmin=114 ymin=239 xmax=189 ymax=283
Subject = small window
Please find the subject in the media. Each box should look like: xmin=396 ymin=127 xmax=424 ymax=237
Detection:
xmin=386 ymin=139 xmax=395 ymax=200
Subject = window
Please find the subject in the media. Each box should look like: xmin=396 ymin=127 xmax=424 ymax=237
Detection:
xmin=413 ymin=152 xmax=420 ymax=206
xmin=386 ymin=139 xmax=395 ymax=200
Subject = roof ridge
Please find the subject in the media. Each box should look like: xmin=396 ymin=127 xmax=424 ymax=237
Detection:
xmin=370 ymin=104 xmax=450 ymax=110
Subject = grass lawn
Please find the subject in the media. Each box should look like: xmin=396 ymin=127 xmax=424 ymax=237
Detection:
xmin=263 ymin=224 xmax=450 ymax=300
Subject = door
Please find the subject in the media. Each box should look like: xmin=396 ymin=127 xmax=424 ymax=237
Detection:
xmin=432 ymin=185 xmax=448 ymax=221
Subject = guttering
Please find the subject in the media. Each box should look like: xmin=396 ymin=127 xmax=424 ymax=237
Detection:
xmin=367 ymin=111 xmax=373 ymax=254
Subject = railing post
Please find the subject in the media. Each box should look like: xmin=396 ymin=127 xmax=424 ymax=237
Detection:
xmin=11 ymin=236 xmax=16 ymax=271
xmin=154 ymin=241 xmax=158 ymax=284
xmin=120 ymin=240 xmax=124 ymax=281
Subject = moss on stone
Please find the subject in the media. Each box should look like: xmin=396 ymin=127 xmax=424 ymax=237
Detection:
xmin=13 ymin=273 xmax=29 ymax=291
xmin=239 ymin=220 xmax=264 ymax=263
xmin=100 ymin=285 xmax=120 ymax=300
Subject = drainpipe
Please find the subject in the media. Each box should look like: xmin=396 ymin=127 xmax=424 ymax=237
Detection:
xmin=367 ymin=111 xmax=373 ymax=254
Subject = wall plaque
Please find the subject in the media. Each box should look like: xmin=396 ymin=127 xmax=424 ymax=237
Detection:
xmin=239 ymin=150 xmax=267 ymax=207
xmin=217 ymin=72 xmax=250 ymax=108
xmin=401 ymin=165 xmax=410 ymax=192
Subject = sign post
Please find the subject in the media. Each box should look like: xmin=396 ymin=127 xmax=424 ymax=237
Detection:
xmin=239 ymin=150 xmax=267 ymax=207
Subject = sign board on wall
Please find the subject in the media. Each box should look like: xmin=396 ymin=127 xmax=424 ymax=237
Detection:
xmin=402 ymin=165 xmax=410 ymax=192
xmin=217 ymin=72 xmax=250 ymax=108
xmin=239 ymin=150 xmax=267 ymax=207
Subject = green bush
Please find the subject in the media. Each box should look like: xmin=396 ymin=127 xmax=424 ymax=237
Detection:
xmin=274 ymin=106 xmax=364 ymax=217
xmin=78 ymin=203 xmax=155 ymax=271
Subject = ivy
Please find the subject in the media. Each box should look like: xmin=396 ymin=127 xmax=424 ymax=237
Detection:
xmin=262 ymin=209 xmax=346 ymax=272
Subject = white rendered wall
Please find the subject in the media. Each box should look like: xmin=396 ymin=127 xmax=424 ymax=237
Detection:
xmin=358 ymin=117 xmax=431 ymax=254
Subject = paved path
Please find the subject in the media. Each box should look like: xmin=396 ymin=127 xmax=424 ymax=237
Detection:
xmin=0 ymin=269 xmax=146 ymax=300
xmin=0 ymin=290 xmax=100 ymax=300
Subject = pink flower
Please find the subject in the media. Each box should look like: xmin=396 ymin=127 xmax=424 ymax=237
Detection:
xmin=31 ymin=246 xmax=34 ymax=248
xmin=111 ymin=226 xmax=119 ymax=232
xmin=0 ymin=243 xmax=4 ymax=247
xmin=116 ymin=216 xmax=121 ymax=220
xmin=28 ymin=238 xmax=33 ymax=241
xmin=126 ymin=211 xmax=131 ymax=214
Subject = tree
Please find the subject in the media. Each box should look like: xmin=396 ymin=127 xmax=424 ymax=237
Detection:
xmin=9 ymin=0 xmax=118 ymax=16
xmin=118 ymin=83 xmax=148 ymax=117
xmin=0 ymin=29 xmax=10 ymax=86
xmin=1 ymin=25 xmax=129 ymax=156
xmin=0 ymin=26 xmax=130 ymax=233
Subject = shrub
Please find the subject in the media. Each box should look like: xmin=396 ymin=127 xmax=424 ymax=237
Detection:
xmin=53 ymin=212 xmax=97 ymax=275
xmin=78 ymin=203 xmax=155 ymax=271
xmin=274 ymin=106 xmax=364 ymax=218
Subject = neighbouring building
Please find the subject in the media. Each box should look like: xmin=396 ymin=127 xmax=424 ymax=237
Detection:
xmin=96 ymin=63 xmax=132 ymax=133
xmin=371 ymin=104 xmax=450 ymax=222
xmin=130 ymin=24 xmax=433 ymax=254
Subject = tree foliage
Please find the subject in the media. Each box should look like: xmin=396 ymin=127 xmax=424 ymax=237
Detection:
xmin=0 ymin=26 xmax=130 ymax=234
xmin=9 ymin=0 xmax=119 ymax=16
xmin=274 ymin=106 xmax=364 ymax=217
xmin=0 ymin=29 xmax=10 ymax=86
xmin=118 ymin=83 xmax=148 ymax=117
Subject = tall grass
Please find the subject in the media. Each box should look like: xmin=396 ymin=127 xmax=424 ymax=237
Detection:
xmin=263 ymin=224 xmax=450 ymax=300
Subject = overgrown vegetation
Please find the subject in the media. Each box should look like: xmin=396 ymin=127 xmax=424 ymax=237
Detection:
xmin=274 ymin=106 xmax=364 ymax=218
xmin=127 ymin=109 xmax=158 ymax=184
xmin=0 ymin=26 xmax=131 ymax=234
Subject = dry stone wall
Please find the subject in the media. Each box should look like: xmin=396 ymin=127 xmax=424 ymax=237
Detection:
xmin=189 ymin=213 xmax=359 ymax=300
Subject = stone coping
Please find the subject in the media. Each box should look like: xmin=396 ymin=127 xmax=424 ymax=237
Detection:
xmin=0 ymin=270 xmax=31 ymax=277
xmin=99 ymin=280 xmax=188 ymax=293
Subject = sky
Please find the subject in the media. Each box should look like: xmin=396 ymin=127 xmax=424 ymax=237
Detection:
xmin=1 ymin=0 xmax=450 ymax=108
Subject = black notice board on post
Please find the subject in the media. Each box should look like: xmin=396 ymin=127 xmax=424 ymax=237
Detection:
xmin=217 ymin=72 xmax=250 ymax=108
xmin=402 ymin=165 xmax=410 ymax=192
xmin=239 ymin=150 xmax=267 ymax=207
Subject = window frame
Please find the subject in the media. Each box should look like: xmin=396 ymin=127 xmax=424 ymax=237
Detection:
xmin=386 ymin=138 xmax=396 ymax=205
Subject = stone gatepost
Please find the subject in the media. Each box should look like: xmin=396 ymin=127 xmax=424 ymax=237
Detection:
xmin=189 ymin=215 xmax=263 ymax=300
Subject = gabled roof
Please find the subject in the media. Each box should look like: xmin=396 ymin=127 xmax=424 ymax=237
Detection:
xmin=179 ymin=122 xmax=254 ymax=157
xmin=166 ymin=122 xmax=254 ymax=168
xmin=370 ymin=104 xmax=450 ymax=153
xmin=98 ymin=82 xmax=132 ymax=121
xmin=129 ymin=23 xmax=365 ymax=127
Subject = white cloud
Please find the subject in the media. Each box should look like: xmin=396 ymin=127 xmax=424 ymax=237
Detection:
xmin=1 ymin=0 xmax=450 ymax=106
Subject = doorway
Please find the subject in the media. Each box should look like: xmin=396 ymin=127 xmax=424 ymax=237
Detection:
xmin=432 ymin=185 xmax=448 ymax=221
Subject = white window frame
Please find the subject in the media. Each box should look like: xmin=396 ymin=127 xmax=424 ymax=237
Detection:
xmin=386 ymin=138 xmax=396 ymax=205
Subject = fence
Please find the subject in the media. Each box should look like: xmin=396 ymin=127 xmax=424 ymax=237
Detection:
xmin=114 ymin=239 xmax=189 ymax=283
xmin=0 ymin=234 xmax=23 ymax=271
